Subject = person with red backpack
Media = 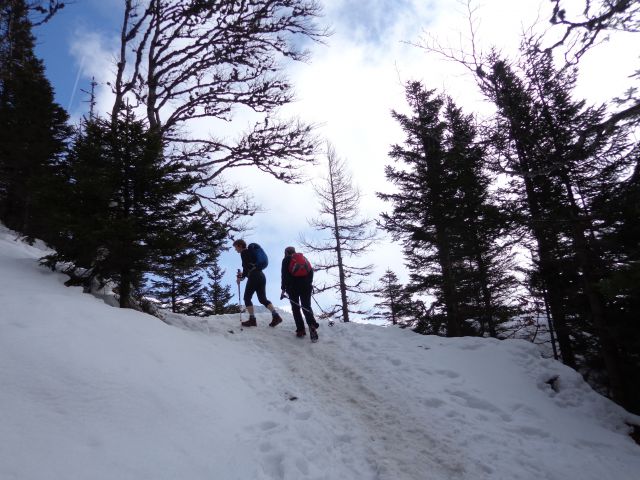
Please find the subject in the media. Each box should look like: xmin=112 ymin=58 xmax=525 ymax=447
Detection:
xmin=280 ymin=246 xmax=319 ymax=341
xmin=233 ymin=239 xmax=283 ymax=328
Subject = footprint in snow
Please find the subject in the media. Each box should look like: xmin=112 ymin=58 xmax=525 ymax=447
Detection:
xmin=435 ymin=369 xmax=460 ymax=379
xmin=260 ymin=442 xmax=272 ymax=452
xmin=263 ymin=452 xmax=285 ymax=479
xmin=296 ymin=410 xmax=312 ymax=421
xmin=422 ymin=397 xmax=446 ymax=408
xmin=260 ymin=420 xmax=279 ymax=431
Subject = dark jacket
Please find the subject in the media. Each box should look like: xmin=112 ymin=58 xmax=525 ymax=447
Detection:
xmin=240 ymin=248 xmax=255 ymax=279
xmin=281 ymin=254 xmax=313 ymax=292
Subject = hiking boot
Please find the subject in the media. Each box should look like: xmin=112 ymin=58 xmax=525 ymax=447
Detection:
xmin=295 ymin=329 xmax=306 ymax=338
xmin=311 ymin=321 xmax=320 ymax=329
xmin=269 ymin=313 xmax=282 ymax=328
xmin=241 ymin=316 xmax=257 ymax=327
xmin=310 ymin=328 xmax=319 ymax=343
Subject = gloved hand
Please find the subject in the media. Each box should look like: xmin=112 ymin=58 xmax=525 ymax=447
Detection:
xmin=236 ymin=270 xmax=243 ymax=283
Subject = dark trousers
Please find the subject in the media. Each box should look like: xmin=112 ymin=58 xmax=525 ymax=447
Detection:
xmin=244 ymin=269 xmax=271 ymax=308
xmin=288 ymin=279 xmax=315 ymax=331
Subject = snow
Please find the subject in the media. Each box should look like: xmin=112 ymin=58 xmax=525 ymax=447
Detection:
xmin=1 ymin=225 xmax=639 ymax=480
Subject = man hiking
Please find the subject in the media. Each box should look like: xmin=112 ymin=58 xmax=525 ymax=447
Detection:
xmin=280 ymin=246 xmax=319 ymax=341
xmin=233 ymin=239 xmax=283 ymax=328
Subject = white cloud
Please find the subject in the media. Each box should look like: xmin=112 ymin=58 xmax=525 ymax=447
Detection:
xmin=68 ymin=28 xmax=117 ymax=120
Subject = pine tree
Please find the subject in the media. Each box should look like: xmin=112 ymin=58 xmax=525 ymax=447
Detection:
xmin=595 ymin=162 xmax=640 ymax=411
xmin=205 ymin=258 xmax=235 ymax=315
xmin=484 ymin=45 xmax=636 ymax=409
xmin=442 ymin=98 xmax=521 ymax=337
xmin=0 ymin=0 xmax=71 ymax=239
xmin=369 ymin=270 xmax=413 ymax=325
xmin=149 ymin=249 xmax=206 ymax=315
xmin=50 ymin=108 xmax=201 ymax=308
xmin=148 ymin=215 xmax=228 ymax=316
xmin=482 ymin=56 xmax=580 ymax=362
xmin=380 ymin=81 xmax=517 ymax=337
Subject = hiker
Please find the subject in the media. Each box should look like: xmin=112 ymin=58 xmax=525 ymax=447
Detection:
xmin=233 ymin=239 xmax=283 ymax=328
xmin=280 ymin=246 xmax=319 ymax=339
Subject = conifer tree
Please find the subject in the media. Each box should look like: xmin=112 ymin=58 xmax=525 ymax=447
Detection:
xmin=147 ymin=219 xmax=204 ymax=315
xmin=415 ymin=0 xmax=640 ymax=412
xmin=205 ymin=258 xmax=235 ymax=315
xmin=480 ymin=56 xmax=580 ymax=362
xmin=63 ymin=0 xmax=327 ymax=314
xmin=149 ymin=249 xmax=206 ymax=315
xmin=369 ymin=269 xmax=413 ymax=325
xmin=50 ymin=108 xmax=204 ymax=308
xmin=380 ymin=81 xmax=517 ymax=337
xmin=147 ymin=212 xmax=227 ymax=316
xmin=302 ymin=143 xmax=377 ymax=322
xmin=0 ymin=0 xmax=71 ymax=239
xmin=484 ymin=45 xmax=636 ymax=408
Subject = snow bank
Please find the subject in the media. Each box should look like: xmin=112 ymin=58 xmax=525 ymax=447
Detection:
xmin=1 ymin=226 xmax=638 ymax=480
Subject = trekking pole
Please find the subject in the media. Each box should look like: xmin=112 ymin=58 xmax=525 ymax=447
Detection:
xmin=281 ymin=293 xmax=313 ymax=315
xmin=283 ymin=293 xmax=334 ymax=327
xmin=237 ymin=270 xmax=243 ymax=331
xmin=311 ymin=293 xmax=334 ymax=326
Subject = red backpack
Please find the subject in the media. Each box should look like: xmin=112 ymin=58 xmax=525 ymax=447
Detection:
xmin=288 ymin=252 xmax=312 ymax=277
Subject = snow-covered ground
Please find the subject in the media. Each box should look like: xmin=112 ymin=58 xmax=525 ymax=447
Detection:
xmin=1 ymin=226 xmax=639 ymax=480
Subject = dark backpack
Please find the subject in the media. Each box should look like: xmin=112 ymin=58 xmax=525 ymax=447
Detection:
xmin=288 ymin=252 xmax=312 ymax=277
xmin=248 ymin=243 xmax=268 ymax=269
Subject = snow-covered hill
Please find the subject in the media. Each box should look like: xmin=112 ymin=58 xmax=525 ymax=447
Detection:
xmin=1 ymin=225 xmax=639 ymax=480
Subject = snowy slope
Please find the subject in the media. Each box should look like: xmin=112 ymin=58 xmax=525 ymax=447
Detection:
xmin=1 ymin=226 xmax=639 ymax=480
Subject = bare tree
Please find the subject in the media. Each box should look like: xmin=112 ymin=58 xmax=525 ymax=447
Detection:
xmin=415 ymin=0 xmax=640 ymax=161
xmin=26 ymin=1 xmax=64 ymax=26
xmin=108 ymin=0 xmax=328 ymax=223
xmin=302 ymin=143 xmax=377 ymax=322
xmin=548 ymin=0 xmax=640 ymax=63
xmin=546 ymin=1 xmax=640 ymax=132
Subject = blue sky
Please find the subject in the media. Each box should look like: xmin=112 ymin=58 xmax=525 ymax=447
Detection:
xmin=29 ymin=0 xmax=639 ymax=319
xmin=34 ymin=0 xmax=121 ymax=114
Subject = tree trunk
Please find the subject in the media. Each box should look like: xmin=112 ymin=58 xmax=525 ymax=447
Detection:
xmin=559 ymin=171 xmax=626 ymax=406
xmin=435 ymin=227 xmax=462 ymax=337
xmin=521 ymin=167 xmax=577 ymax=367
xmin=335 ymin=231 xmax=349 ymax=323
xmin=119 ymin=268 xmax=132 ymax=308
xmin=478 ymin=259 xmax=497 ymax=338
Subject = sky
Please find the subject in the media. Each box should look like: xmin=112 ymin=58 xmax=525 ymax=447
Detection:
xmin=31 ymin=0 xmax=640 ymax=317
xmin=2 ymin=225 xmax=640 ymax=479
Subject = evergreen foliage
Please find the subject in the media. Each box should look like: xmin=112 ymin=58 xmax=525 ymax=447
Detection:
xmin=147 ymin=210 xmax=228 ymax=316
xmin=205 ymin=258 xmax=235 ymax=315
xmin=0 ymin=0 xmax=71 ymax=240
xmin=480 ymin=44 xmax=639 ymax=411
xmin=47 ymin=109 xmax=210 ymax=309
xmin=2 ymin=0 xmax=638 ymax=416
xmin=369 ymin=269 xmax=413 ymax=325
xmin=379 ymin=81 xmax=519 ymax=337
